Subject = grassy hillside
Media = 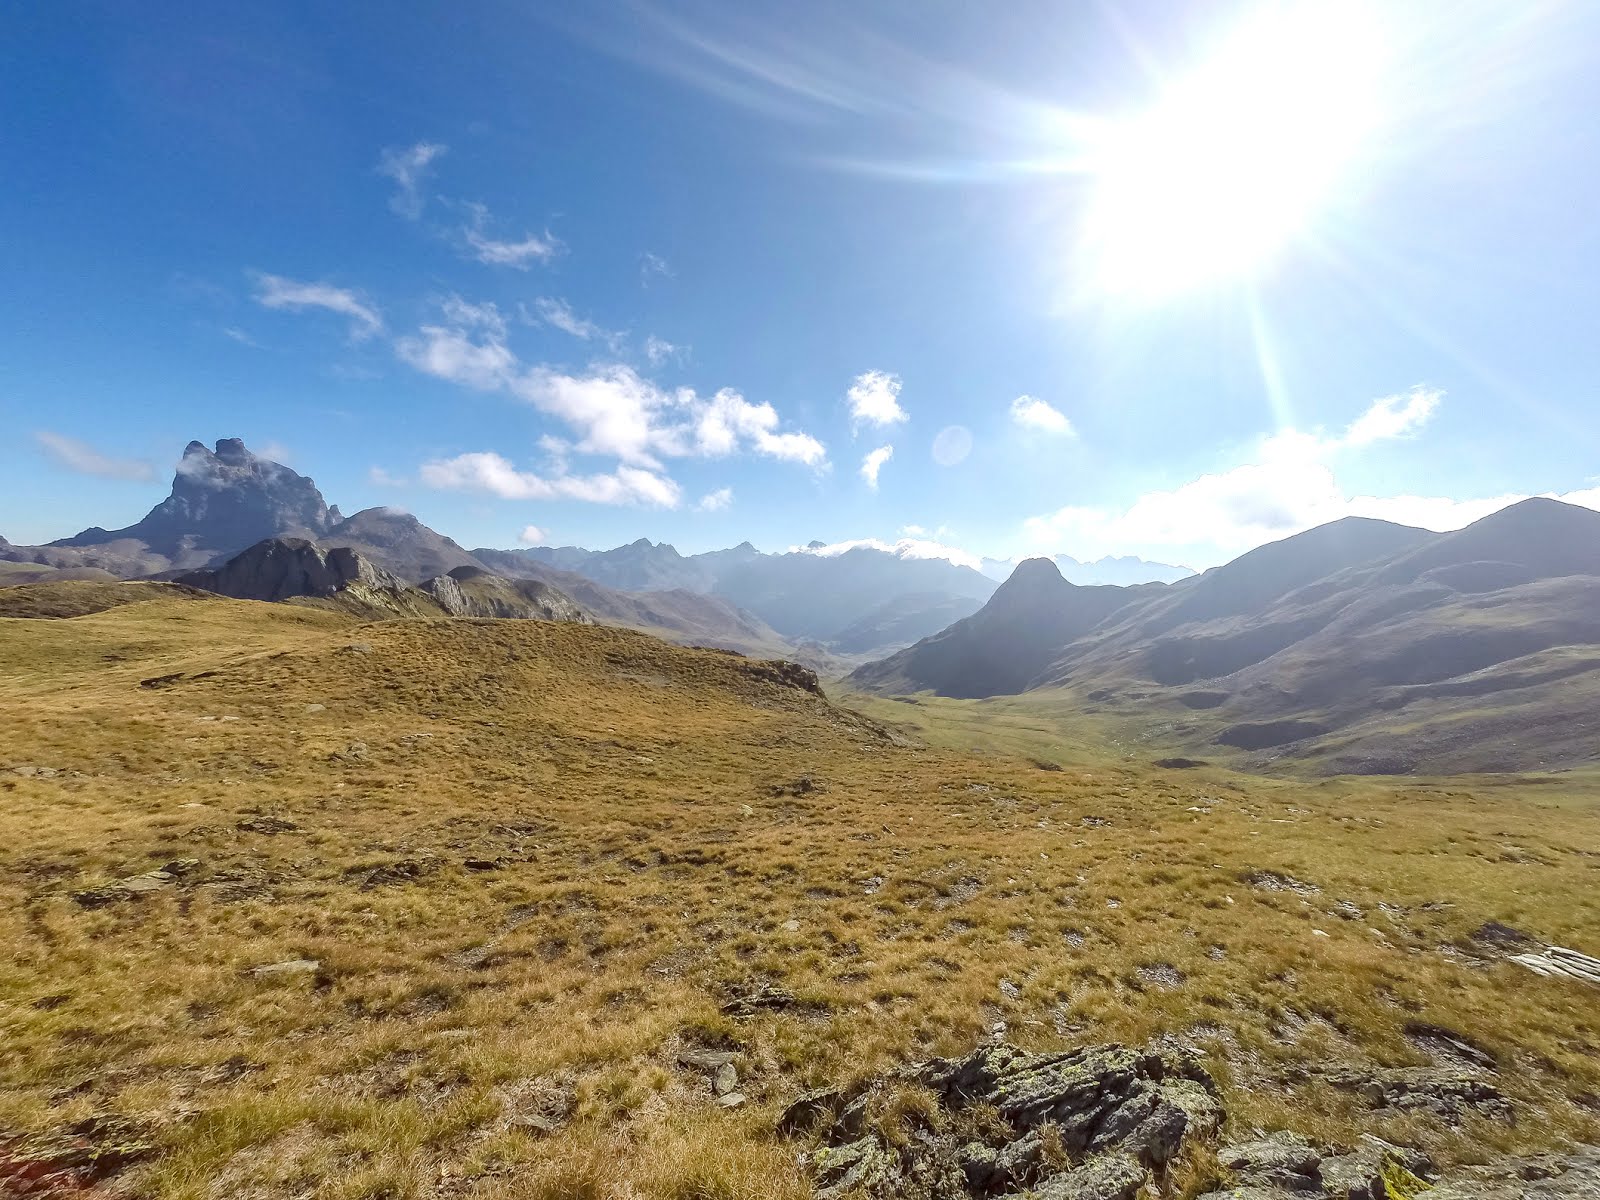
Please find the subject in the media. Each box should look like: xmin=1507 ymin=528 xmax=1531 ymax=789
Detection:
xmin=2 ymin=586 xmax=1597 ymax=1197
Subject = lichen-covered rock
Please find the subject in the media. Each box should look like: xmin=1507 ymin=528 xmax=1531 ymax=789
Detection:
xmin=1218 ymin=1131 xmax=1322 ymax=1191
xmin=1009 ymin=1152 xmax=1145 ymax=1200
xmin=783 ymin=1041 xmax=1222 ymax=1200
xmin=1323 ymin=1065 xmax=1511 ymax=1122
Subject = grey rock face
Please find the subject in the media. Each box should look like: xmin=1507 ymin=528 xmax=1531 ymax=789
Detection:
xmin=175 ymin=537 xmax=407 ymax=602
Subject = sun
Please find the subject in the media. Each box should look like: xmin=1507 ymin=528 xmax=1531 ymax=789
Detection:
xmin=1081 ymin=1 xmax=1387 ymax=298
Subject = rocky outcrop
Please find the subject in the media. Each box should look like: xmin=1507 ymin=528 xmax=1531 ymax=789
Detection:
xmin=320 ymin=507 xmax=485 ymax=581
xmin=780 ymin=1042 xmax=1223 ymax=1199
xmin=175 ymin=538 xmax=407 ymax=603
xmin=418 ymin=567 xmax=590 ymax=623
xmin=781 ymin=1040 xmax=1599 ymax=1200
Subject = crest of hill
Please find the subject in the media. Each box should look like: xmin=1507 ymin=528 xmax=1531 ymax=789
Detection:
xmin=0 ymin=579 xmax=217 ymax=620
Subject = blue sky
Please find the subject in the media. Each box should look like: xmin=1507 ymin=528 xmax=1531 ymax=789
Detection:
xmin=4 ymin=0 xmax=1599 ymax=569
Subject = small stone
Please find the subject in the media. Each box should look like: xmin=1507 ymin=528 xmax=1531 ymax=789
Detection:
xmin=716 ymin=1091 xmax=746 ymax=1108
xmin=304 ymin=703 xmax=326 ymax=713
xmin=678 ymin=1048 xmax=739 ymax=1070
xmin=463 ymin=858 xmax=502 ymax=871
xmin=119 ymin=873 xmax=173 ymax=895
xmin=251 ymin=958 xmax=321 ymax=978
xmin=782 ymin=919 xmax=801 ymax=932
xmin=714 ymin=1062 xmax=739 ymax=1095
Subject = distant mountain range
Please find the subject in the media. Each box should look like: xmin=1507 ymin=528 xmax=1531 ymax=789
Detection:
xmin=0 ymin=438 xmax=1009 ymax=660
xmin=852 ymin=498 xmax=1600 ymax=775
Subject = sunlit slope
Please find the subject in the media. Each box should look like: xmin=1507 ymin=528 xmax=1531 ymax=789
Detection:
xmin=1 ymin=586 xmax=1597 ymax=1196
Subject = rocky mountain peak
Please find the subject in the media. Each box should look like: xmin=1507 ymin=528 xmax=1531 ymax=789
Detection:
xmin=53 ymin=438 xmax=338 ymax=561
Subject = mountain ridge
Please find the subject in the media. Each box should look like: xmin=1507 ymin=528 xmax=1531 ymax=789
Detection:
xmin=850 ymin=500 xmax=1600 ymax=774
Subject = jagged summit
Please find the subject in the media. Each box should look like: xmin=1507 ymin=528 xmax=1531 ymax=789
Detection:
xmin=50 ymin=438 xmax=339 ymax=566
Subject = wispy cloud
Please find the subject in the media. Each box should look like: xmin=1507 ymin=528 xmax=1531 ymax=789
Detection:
xmin=378 ymin=141 xmax=447 ymax=219
xmin=846 ymin=369 xmax=908 ymax=431
xmin=640 ymin=251 xmax=674 ymax=285
xmin=1010 ymin=394 xmax=1075 ymax=435
xmin=860 ymin=444 xmax=893 ymax=489
xmin=461 ymin=202 xmax=561 ymax=269
xmin=35 ymin=431 xmax=157 ymax=482
xmin=222 ymin=327 xmax=262 ymax=349
xmin=695 ymin=486 xmax=733 ymax=512
xmin=368 ymin=466 xmax=407 ymax=487
xmin=253 ymin=273 xmax=383 ymax=341
xmin=421 ymin=451 xmax=682 ymax=507
xmin=644 ymin=334 xmax=682 ymax=366
xmin=527 ymin=296 xmax=616 ymax=344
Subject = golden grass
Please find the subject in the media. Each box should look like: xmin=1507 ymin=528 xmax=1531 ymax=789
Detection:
xmin=1 ymin=589 xmax=1597 ymax=1197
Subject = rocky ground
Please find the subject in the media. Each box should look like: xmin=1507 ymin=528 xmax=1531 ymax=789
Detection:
xmin=782 ymin=1041 xmax=1600 ymax=1199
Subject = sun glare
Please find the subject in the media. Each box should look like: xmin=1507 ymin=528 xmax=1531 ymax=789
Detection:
xmin=1082 ymin=2 xmax=1387 ymax=298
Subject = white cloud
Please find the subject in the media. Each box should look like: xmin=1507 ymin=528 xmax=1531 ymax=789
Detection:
xmin=796 ymin=536 xmax=984 ymax=572
xmin=35 ymin=432 xmax=156 ymax=482
xmin=1021 ymin=387 xmax=1600 ymax=566
xmin=518 ymin=524 xmax=548 ymax=546
xmin=688 ymin=386 xmax=828 ymax=466
xmin=846 ymin=370 xmax=908 ymax=431
xmin=222 ymin=327 xmax=261 ymax=348
xmin=1010 ymin=394 xmax=1075 ymax=435
xmin=901 ymin=524 xmax=927 ymax=536
xmin=1336 ymin=386 xmax=1441 ymax=448
xmin=461 ymin=202 xmax=561 ymax=268
xmin=860 ymin=444 xmax=893 ymax=489
xmin=377 ymin=141 xmax=447 ymax=219
xmin=368 ymin=466 xmax=407 ymax=487
xmin=254 ymin=273 xmax=382 ymax=340
xmin=397 ymin=299 xmax=825 ymax=472
xmin=420 ymin=451 xmax=682 ymax=507
xmin=695 ymin=486 xmax=733 ymax=512
xmin=644 ymin=335 xmax=682 ymax=366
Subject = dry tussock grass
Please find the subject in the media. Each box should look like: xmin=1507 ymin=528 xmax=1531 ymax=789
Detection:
xmin=1 ymin=588 xmax=1596 ymax=1197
